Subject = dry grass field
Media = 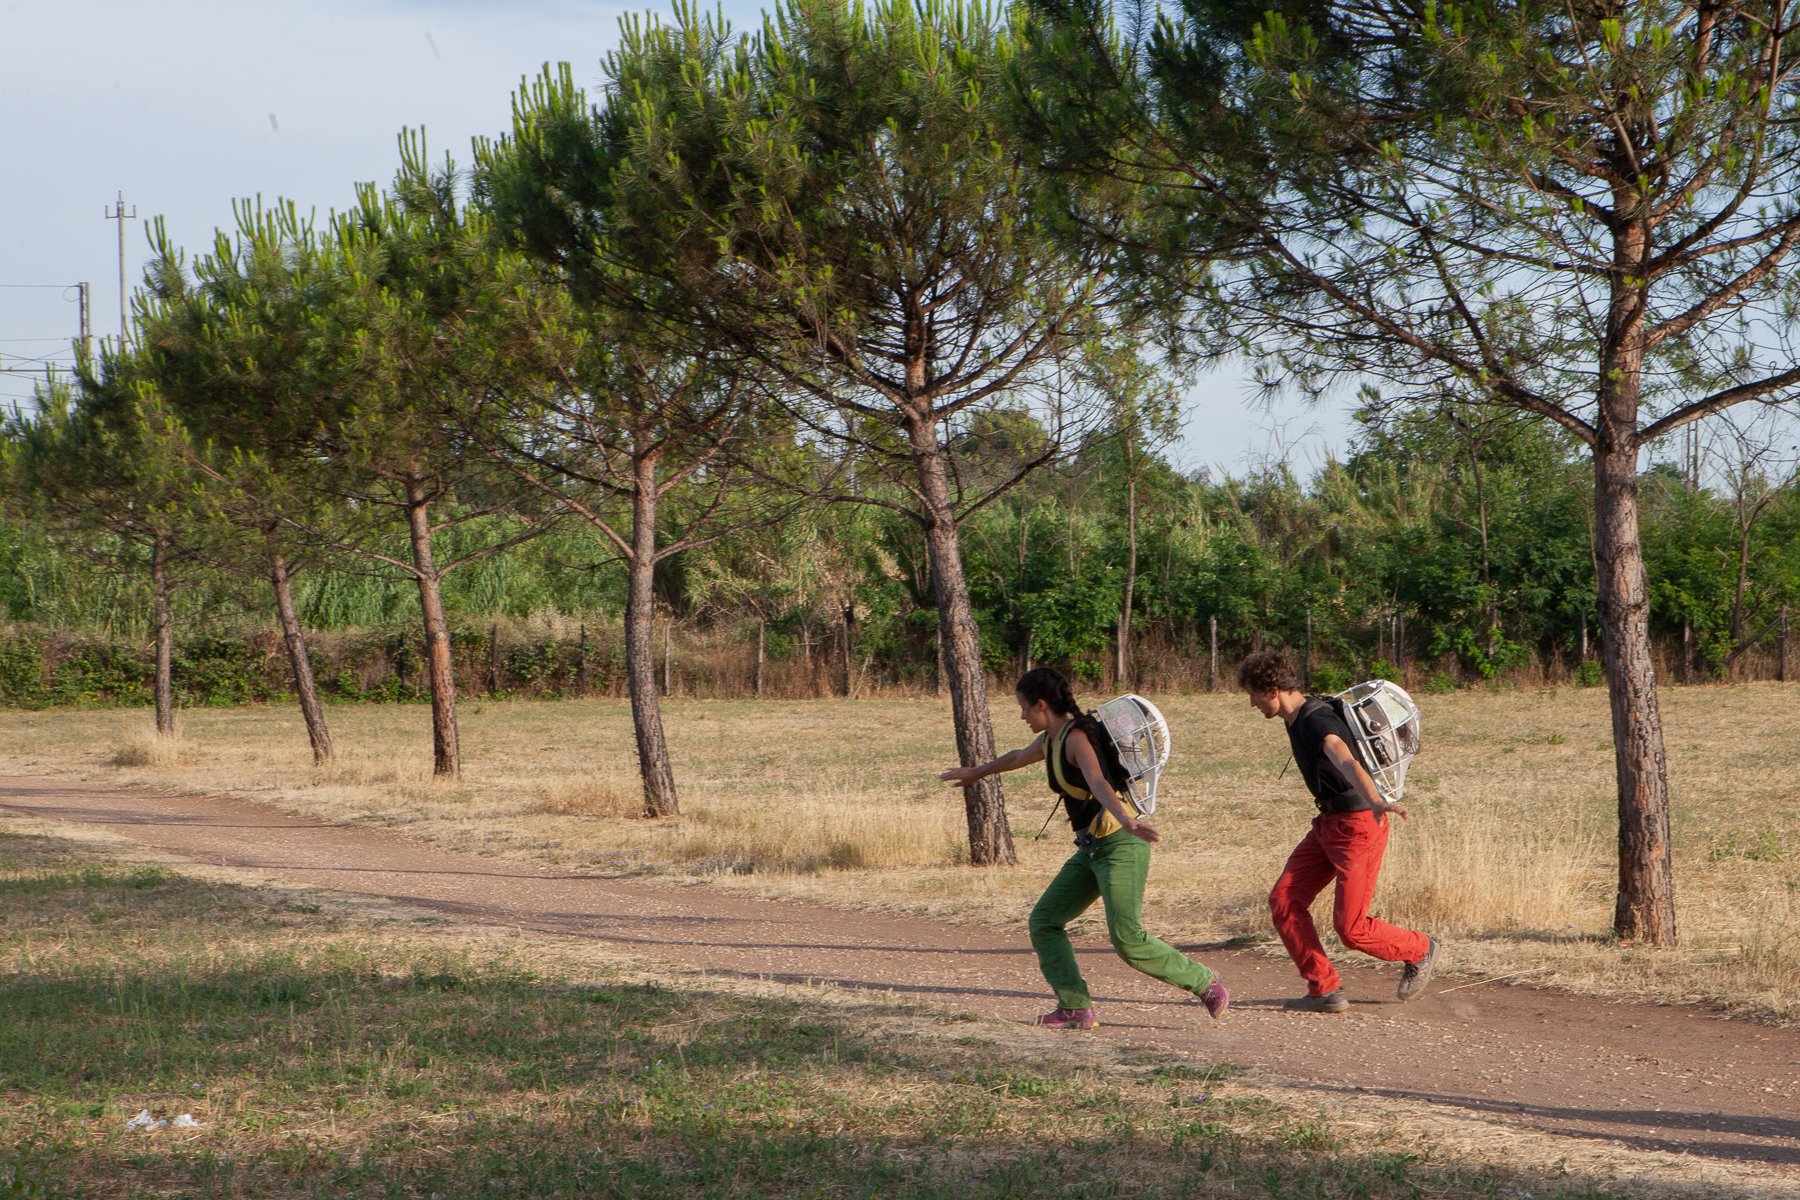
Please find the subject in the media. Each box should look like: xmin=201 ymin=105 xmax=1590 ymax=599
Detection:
xmin=0 ymin=684 xmax=1795 ymax=1023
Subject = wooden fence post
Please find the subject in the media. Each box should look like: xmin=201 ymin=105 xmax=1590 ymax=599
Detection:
xmin=1303 ymin=608 xmax=1313 ymax=689
xmin=840 ymin=605 xmax=855 ymax=698
xmin=1208 ymin=615 xmax=1219 ymax=693
xmin=1781 ymin=605 xmax=1790 ymax=684
xmin=754 ymin=619 xmax=766 ymax=699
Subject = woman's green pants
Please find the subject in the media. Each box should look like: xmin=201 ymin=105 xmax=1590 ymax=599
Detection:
xmin=1029 ymin=829 xmax=1214 ymax=1009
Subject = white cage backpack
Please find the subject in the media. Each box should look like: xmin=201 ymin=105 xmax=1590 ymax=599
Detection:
xmin=1329 ymin=679 xmax=1422 ymax=802
xmin=1088 ymin=693 xmax=1173 ymax=814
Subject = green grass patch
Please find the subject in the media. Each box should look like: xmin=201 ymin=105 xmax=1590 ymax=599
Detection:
xmin=0 ymin=864 xmax=170 ymax=896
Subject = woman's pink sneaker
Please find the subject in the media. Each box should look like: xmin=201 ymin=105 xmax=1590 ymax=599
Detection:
xmin=1035 ymin=1006 xmax=1099 ymax=1030
xmin=1200 ymin=978 xmax=1230 ymax=1020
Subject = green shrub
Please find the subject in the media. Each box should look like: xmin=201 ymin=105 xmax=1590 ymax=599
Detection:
xmin=0 ymin=636 xmax=45 ymax=705
xmin=1308 ymin=663 xmax=1352 ymax=694
xmin=45 ymin=637 xmax=149 ymax=707
xmin=1419 ymin=672 xmax=1459 ymax=695
xmin=175 ymin=633 xmax=278 ymax=706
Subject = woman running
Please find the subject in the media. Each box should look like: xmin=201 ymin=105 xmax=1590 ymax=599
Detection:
xmin=939 ymin=666 xmax=1227 ymax=1029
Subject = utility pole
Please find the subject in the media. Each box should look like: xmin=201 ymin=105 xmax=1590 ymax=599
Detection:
xmin=0 ymin=282 xmax=90 ymax=380
xmin=104 ymin=191 xmax=138 ymax=343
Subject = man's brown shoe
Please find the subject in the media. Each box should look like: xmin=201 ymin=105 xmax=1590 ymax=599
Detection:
xmin=1398 ymin=937 xmax=1438 ymax=1001
xmin=1283 ymin=989 xmax=1349 ymax=1013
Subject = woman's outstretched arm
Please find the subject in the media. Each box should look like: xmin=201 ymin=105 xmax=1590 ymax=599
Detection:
xmin=939 ymin=734 xmax=1046 ymax=785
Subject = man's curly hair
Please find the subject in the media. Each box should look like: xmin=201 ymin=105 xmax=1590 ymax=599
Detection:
xmin=1236 ymin=647 xmax=1301 ymax=694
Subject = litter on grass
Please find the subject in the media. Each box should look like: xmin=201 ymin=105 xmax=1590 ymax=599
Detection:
xmin=126 ymin=1109 xmax=204 ymax=1131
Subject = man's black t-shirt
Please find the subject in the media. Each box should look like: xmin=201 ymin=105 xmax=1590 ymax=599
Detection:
xmin=1286 ymin=698 xmax=1374 ymax=815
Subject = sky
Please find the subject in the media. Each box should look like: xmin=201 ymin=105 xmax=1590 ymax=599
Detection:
xmin=0 ymin=0 xmax=1356 ymax=477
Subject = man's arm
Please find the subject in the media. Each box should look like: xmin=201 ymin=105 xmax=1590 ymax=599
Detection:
xmin=1322 ymin=733 xmax=1407 ymax=819
xmin=1067 ymin=728 xmax=1160 ymax=843
xmin=940 ymin=734 xmax=1046 ymax=785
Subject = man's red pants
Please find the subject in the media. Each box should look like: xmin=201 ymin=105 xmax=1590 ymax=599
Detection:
xmin=1269 ymin=808 xmax=1430 ymax=996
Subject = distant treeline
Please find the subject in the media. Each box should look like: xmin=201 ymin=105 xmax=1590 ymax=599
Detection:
xmin=5 ymin=405 xmax=1795 ymax=709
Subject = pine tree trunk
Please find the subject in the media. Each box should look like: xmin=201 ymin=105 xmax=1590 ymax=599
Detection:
xmin=1727 ymin=509 xmax=1754 ymax=670
xmin=1594 ymin=428 xmax=1678 ymax=945
xmin=907 ymin=416 xmax=1014 ymax=865
xmin=1472 ymin=450 xmax=1498 ymax=661
xmin=626 ymin=452 xmax=679 ymax=817
xmin=1117 ymin=468 xmax=1137 ymax=689
xmin=266 ymin=532 xmax=332 ymax=765
xmin=1589 ymin=217 xmax=1679 ymax=946
xmin=150 ymin=534 xmax=176 ymax=737
xmin=405 ymin=483 xmax=460 ymax=778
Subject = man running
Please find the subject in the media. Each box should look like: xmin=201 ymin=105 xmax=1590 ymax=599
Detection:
xmin=1238 ymin=648 xmax=1437 ymax=1012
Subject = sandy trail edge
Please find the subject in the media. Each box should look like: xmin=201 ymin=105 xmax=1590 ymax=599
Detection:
xmin=2 ymin=773 xmax=1795 ymax=1173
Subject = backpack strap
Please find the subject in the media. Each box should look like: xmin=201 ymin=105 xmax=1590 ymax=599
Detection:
xmin=1046 ymin=722 xmax=1090 ymax=801
xmin=1047 ymin=720 xmax=1138 ymax=839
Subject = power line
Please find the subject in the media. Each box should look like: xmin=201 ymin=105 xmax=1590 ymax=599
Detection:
xmin=1 ymin=280 xmax=91 ymax=360
xmin=1 ymin=354 xmax=77 ymax=368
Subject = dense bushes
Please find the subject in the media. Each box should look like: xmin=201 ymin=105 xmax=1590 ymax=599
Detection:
xmin=0 ymin=623 xmax=617 ymax=710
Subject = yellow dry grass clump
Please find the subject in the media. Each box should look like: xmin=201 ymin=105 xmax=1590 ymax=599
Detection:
xmin=530 ymin=776 xmax=643 ymax=819
xmin=110 ymin=731 xmax=195 ymax=769
xmin=1 ymin=684 xmax=1795 ymax=1020
xmin=1380 ymin=808 xmax=1606 ymax=935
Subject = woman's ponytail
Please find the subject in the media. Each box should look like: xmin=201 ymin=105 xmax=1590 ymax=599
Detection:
xmin=1015 ymin=666 xmax=1081 ymax=717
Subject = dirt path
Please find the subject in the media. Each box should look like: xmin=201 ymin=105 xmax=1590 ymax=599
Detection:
xmin=4 ymin=774 xmax=1796 ymax=1172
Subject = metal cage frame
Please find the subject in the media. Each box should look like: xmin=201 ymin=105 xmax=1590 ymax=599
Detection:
xmin=1333 ymin=679 xmax=1422 ymax=802
xmin=1091 ymin=693 xmax=1172 ymax=814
